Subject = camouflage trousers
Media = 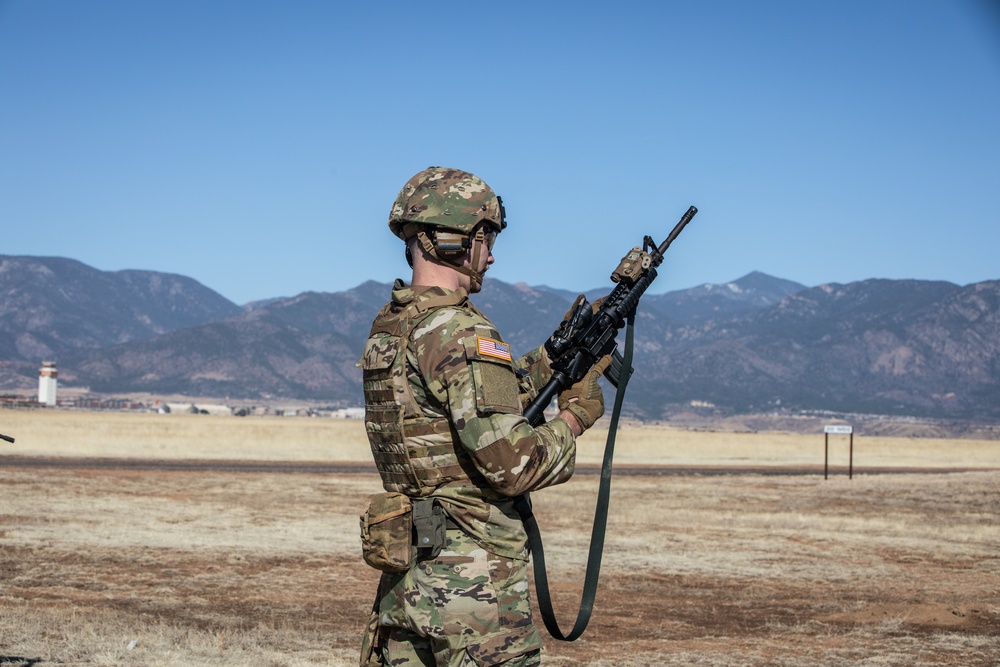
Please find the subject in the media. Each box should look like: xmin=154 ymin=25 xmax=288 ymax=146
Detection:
xmin=361 ymin=527 xmax=542 ymax=666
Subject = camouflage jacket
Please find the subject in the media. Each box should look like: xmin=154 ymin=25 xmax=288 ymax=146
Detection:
xmin=360 ymin=279 xmax=576 ymax=560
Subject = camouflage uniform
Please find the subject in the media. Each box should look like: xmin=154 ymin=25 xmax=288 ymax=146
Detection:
xmin=359 ymin=280 xmax=577 ymax=666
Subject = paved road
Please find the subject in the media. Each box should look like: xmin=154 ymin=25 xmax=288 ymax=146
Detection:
xmin=0 ymin=456 xmax=985 ymax=476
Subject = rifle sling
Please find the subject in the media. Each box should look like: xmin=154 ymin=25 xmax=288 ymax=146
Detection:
xmin=514 ymin=308 xmax=636 ymax=642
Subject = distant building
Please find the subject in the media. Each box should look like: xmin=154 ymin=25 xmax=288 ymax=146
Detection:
xmin=38 ymin=362 xmax=57 ymax=406
xmin=163 ymin=402 xmax=234 ymax=416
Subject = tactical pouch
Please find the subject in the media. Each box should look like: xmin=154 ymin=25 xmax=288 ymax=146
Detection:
xmin=411 ymin=497 xmax=447 ymax=561
xmin=360 ymin=492 xmax=413 ymax=573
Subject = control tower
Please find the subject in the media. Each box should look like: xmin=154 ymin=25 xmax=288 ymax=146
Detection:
xmin=39 ymin=361 xmax=58 ymax=406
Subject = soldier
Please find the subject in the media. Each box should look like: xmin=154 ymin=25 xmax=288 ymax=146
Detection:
xmin=358 ymin=166 xmax=610 ymax=666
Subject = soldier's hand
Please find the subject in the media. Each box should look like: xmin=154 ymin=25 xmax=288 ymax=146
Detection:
xmin=560 ymin=294 xmax=606 ymax=324
xmin=557 ymin=355 xmax=613 ymax=431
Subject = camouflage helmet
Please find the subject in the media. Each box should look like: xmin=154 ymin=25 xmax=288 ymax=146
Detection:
xmin=388 ymin=166 xmax=506 ymax=241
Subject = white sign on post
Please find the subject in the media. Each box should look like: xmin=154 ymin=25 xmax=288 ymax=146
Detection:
xmin=824 ymin=424 xmax=854 ymax=435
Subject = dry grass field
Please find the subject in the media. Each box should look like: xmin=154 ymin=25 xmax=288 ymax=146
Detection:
xmin=1 ymin=408 xmax=998 ymax=666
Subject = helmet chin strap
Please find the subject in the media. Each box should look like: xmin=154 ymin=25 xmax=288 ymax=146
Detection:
xmin=413 ymin=227 xmax=489 ymax=291
xmin=466 ymin=226 xmax=487 ymax=291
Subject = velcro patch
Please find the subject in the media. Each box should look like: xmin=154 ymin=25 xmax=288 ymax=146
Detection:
xmin=477 ymin=337 xmax=512 ymax=362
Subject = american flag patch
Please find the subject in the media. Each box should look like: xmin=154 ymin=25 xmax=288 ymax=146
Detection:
xmin=477 ymin=336 xmax=512 ymax=362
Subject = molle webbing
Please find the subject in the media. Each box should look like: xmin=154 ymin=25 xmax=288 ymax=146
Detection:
xmin=399 ymin=421 xmax=469 ymax=487
xmin=363 ymin=290 xmax=478 ymax=496
xmin=364 ymin=393 xmax=470 ymax=494
xmin=362 ymin=399 xmax=410 ymax=490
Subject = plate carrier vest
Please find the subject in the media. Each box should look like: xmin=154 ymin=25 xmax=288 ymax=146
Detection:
xmin=361 ymin=290 xmax=487 ymax=497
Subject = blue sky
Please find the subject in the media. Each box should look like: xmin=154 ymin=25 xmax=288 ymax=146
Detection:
xmin=1 ymin=1 xmax=998 ymax=305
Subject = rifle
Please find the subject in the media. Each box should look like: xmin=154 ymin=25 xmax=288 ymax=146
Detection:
xmin=1 ymin=433 xmax=14 ymax=443
xmin=524 ymin=205 xmax=698 ymax=425
xmin=517 ymin=205 xmax=698 ymax=642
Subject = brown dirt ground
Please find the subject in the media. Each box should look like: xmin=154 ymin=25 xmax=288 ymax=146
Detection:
xmin=1 ymin=463 xmax=998 ymax=666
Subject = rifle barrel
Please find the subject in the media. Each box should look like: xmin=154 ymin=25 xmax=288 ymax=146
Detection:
xmin=656 ymin=206 xmax=698 ymax=258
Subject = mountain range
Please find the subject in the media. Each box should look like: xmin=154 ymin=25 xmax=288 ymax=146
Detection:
xmin=2 ymin=254 xmax=998 ymax=424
